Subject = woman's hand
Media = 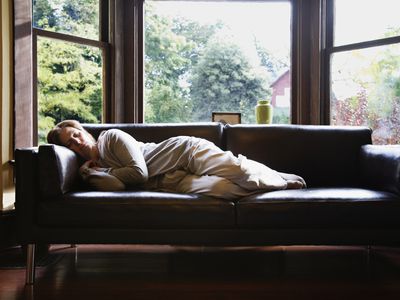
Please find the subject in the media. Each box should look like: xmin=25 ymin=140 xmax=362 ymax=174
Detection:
xmin=80 ymin=160 xmax=96 ymax=173
xmin=80 ymin=160 xmax=110 ymax=173
xmin=83 ymin=160 xmax=97 ymax=168
xmin=79 ymin=159 xmax=125 ymax=191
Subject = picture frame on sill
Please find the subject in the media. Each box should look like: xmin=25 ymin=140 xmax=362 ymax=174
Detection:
xmin=212 ymin=112 xmax=241 ymax=125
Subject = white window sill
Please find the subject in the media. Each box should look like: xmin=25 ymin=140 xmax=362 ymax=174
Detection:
xmin=1 ymin=188 xmax=15 ymax=211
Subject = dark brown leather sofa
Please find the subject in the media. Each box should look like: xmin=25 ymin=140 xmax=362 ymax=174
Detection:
xmin=15 ymin=123 xmax=400 ymax=284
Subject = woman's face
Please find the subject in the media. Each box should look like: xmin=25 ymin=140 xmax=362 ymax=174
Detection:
xmin=59 ymin=126 xmax=98 ymax=161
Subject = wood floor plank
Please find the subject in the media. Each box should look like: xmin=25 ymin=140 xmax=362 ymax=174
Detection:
xmin=0 ymin=245 xmax=399 ymax=300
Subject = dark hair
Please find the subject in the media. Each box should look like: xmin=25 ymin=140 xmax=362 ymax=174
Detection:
xmin=47 ymin=120 xmax=94 ymax=145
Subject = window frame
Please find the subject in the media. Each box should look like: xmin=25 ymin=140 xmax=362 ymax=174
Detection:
xmin=291 ymin=0 xmax=324 ymax=124
xmin=322 ymin=0 xmax=400 ymax=124
xmin=142 ymin=0 xmax=295 ymax=124
xmin=14 ymin=0 xmax=325 ymax=148
xmin=117 ymin=0 xmax=322 ymax=125
xmin=14 ymin=0 xmax=110 ymax=147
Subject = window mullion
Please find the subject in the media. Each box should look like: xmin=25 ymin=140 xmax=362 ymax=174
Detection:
xmin=292 ymin=0 xmax=323 ymax=125
xmin=100 ymin=0 xmax=111 ymax=122
xmin=327 ymin=35 xmax=400 ymax=55
xmin=321 ymin=0 xmax=334 ymax=124
xmin=33 ymin=28 xmax=107 ymax=49
xmin=32 ymin=31 xmax=38 ymax=146
xmin=133 ymin=0 xmax=144 ymax=123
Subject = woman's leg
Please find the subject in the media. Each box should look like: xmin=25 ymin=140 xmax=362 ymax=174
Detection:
xmin=146 ymin=136 xmax=305 ymax=192
xmin=187 ymin=138 xmax=290 ymax=191
xmin=157 ymin=170 xmax=255 ymax=200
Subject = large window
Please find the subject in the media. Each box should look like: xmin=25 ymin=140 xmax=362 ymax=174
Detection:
xmin=144 ymin=0 xmax=292 ymax=124
xmin=32 ymin=0 xmax=108 ymax=144
xmin=327 ymin=0 xmax=400 ymax=144
xmin=15 ymin=0 xmax=327 ymax=147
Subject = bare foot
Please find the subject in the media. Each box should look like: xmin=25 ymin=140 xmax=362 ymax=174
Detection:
xmin=279 ymin=172 xmax=307 ymax=188
xmin=286 ymin=180 xmax=305 ymax=189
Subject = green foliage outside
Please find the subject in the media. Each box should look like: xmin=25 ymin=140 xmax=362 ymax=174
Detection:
xmin=35 ymin=0 xmax=290 ymax=143
xmin=144 ymin=4 xmax=278 ymax=124
xmin=34 ymin=0 xmax=102 ymax=144
xmin=272 ymin=107 xmax=290 ymax=124
xmin=35 ymin=1 xmax=400 ymax=145
xmin=190 ymin=39 xmax=268 ymax=123
xmin=33 ymin=0 xmax=99 ymax=39
xmin=144 ymin=7 xmax=195 ymax=123
xmin=255 ymin=38 xmax=289 ymax=80
xmin=332 ymin=41 xmax=400 ymax=144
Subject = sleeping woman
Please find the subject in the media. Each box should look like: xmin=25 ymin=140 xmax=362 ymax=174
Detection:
xmin=47 ymin=120 xmax=306 ymax=200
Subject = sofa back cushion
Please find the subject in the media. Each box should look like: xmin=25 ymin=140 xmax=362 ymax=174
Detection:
xmin=84 ymin=123 xmax=224 ymax=148
xmin=39 ymin=144 xmax=81 ymax=198
xmin=225 ymin=124 xmax=372 ymax=187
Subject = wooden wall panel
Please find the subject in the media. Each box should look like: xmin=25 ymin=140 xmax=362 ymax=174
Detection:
xmin=13 ymin=0 xmax=34 ymax=147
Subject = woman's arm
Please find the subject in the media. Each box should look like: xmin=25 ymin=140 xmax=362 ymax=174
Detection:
xmin=79 ymin=160 xmax=125 ymax=191
xmin=101 ymin=129 xmax=149 ymax=186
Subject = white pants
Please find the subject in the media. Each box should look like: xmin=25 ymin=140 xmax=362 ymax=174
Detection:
xmin=144 ymin=137 xmax=287 ymax=199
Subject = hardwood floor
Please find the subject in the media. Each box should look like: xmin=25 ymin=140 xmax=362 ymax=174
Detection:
xmin=1 ymin=245 xmax=400 ymax=300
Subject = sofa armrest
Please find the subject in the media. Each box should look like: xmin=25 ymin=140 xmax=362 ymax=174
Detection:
xmin=38 ymin=144 xmax=81 ymax=198
xmin=360 ymin=144 xmax=400 ymax=195
xmin=15 ymin=147 xmax=38 ymax=242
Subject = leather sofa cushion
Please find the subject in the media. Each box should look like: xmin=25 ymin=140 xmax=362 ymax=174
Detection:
xmin=84 ymin=123 xmax=225 ymax=148
xmin=39 ymin=144 xmax=81 ymax=198
xmin=225 ymin=125 xmax=372 ymax=187
xmin=37 ymin=191 xmax=235 ymax=229
xmin=237 ymin=188 xmax=400 ymax=229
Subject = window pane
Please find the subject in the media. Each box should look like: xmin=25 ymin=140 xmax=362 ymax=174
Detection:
xmin=334 ymin=0 xmax=400 ymax=46
xmin=144 ymin=1 xmax=291 ymax=124
xmin=37 ymin=37 xmax=103 ymax=144
xmin=33 ymin=0 xmax=99 ymax=40
xmin=330 ymin=44 xmax=400 ymax=144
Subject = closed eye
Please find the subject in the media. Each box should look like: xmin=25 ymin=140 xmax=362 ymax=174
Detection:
xmin=65 ymin=140 xmax=72 ymax=148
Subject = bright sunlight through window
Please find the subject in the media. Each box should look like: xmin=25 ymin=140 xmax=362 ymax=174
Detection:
xmin=330 ymin=0 xmax=400 ymax=144
xmin=144 ymin=1 xmax=291 ymax=124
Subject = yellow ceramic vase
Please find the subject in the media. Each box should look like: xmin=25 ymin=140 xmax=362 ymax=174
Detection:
xmin=255 ymin=100 xmax=273 ymax=124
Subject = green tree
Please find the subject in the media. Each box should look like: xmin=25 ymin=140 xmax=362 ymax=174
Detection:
xmin=34 ymin=0 xmax=102 ymax=143
xmin=144 ymin=6 xmax=195 ymax=123
xmin=37 ymin=38 xmax=102 ymax=142
xmin=171 ymin=18 xmax=224 ymax=67
xmin=190 ymin=40 xmax=268 ymax=123
xmin=254 ymin=38 xmax=288 ymax=80
xmin=58 ymin=0 xmax=99 ymax=39
xmin=365 ymin=43 xmax=400 ymax=144
xmin=34 ymin=0 xmax=99 ymax=39
xmin=33 ymin=0 xmax=57 ymax=28
xmin=145 ymin=4 xmax=224 ymax=123
xmin=145 ymin=83 xmax=192 ymax=123
xmin=332 ymin=29 xmax=400 ymax=144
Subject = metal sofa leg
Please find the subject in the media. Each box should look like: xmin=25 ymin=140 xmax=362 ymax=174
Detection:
xmin=365 ymin=245 xmax=372 ymax=279
xmin=26 ymin=244 xmax=36 ymax=285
